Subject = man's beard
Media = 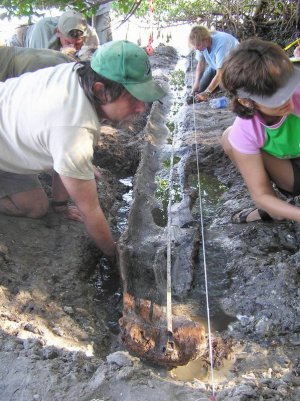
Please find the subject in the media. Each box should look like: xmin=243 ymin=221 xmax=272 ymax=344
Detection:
xmin=111 ymin=111 xmax=147 ymax=131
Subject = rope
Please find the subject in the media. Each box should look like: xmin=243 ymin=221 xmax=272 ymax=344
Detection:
xmin=166 ymin=119 xmax=177 ymax=336
xmin=190 ymin=53 xmax=216 ymax=400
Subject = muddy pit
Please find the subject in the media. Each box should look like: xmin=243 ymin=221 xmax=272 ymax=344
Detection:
xmin=0 ymin=46 xmax=299 ymax=401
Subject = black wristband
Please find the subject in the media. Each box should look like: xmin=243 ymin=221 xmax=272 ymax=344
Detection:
xmin=51 ymin=200 xmax=68 ymax=207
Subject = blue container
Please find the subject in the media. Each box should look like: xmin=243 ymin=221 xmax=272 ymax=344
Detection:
xmin=209 ymin=96 xmax=229 ymax=109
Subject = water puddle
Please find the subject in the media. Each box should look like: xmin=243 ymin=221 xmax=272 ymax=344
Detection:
xmin=116 ymin=177 xmax=133 ymax=232
xmin=153 ymin=176 xmax=182 ymax=227
xmin=188 ymin=173 xmax=227 ymax=221
xmin=170 ymin=353 xmax=235 ymax=382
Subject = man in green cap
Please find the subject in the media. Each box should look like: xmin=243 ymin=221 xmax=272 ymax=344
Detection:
xmin=0 ymin=40 xmax=166 ymax=260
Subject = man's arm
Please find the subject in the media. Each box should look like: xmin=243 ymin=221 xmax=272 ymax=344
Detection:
xmin=58 ymin=174 xmax=115 ymax=257
xmin=26 ymin=18 xmax=59 ymax=50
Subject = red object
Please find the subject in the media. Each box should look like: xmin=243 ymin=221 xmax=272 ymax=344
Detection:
xmin=146 ymin=33 xmax=154 ymax=56
xmin=146 ymin=0 xmax=154 ymax=55
xmin=149 ymin=0 xmax=154 ymax=13
xmin=146 ymin=44 xmax=154 ymax=56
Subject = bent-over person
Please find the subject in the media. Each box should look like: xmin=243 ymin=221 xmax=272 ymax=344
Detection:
xmin=0 ymin=40 xmax=166 ymax=259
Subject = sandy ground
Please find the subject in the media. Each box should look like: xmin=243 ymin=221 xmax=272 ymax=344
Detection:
xmin=0 ymin=45 xmax=299 ymax=401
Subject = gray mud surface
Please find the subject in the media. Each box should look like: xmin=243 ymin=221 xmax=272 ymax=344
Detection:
xmin=0 ymin=46 xmax=299 ymax=401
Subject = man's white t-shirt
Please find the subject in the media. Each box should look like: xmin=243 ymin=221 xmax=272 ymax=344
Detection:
xmin=0 ymin=63 xmax=100 ymax=180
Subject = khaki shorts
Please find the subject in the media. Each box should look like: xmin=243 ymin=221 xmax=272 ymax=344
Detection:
xmin=0 ymin=171 xmax=42 ymax=199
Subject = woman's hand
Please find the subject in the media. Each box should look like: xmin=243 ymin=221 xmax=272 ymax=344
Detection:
xmin=195 ymin=90 xmax=210 ymax=102
xmin=294 ymin=45 xmax=300 ymax=58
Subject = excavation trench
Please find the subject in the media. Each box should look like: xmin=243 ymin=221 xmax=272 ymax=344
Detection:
xmin=1 ymin=45 xmax=299 ymax=401
xmin=116 ymin=55 xmax=235 ymax=369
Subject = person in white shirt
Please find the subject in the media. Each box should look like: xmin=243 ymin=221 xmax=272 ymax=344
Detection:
xmin=0 ymin=40 xmax=166 ymax=260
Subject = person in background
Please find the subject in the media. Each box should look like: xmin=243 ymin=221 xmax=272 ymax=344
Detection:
xmin=188 ymin=25 xmax=238 ymax=102
xmin=0 ymin=46 xmax=72 ymax=81
xmin=10 ymin=10 xmax=99 ymax=58
xmin=221 ymin=38 xmax=300 ymax=224
xmin=294 ymin=44 xmax=300 ymax=58
xmin=0 ymin=40 xmax=166 ymax=259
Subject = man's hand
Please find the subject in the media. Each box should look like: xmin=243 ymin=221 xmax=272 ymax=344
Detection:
xmin=60 ymin=45 xmax=77 ymax=59
xmin=52 ymin=203 xmax=83 ymax=222
xmin=59 ymin=175 xmax=116 ymax=257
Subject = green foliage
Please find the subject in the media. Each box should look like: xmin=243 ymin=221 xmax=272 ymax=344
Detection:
xmin=0 ymin=0 xmax=298 ymax=45
xmin=1 ymin=1 xmax=111 ymax=18
xmin=169 ymin=70 xmax=185 ymax=90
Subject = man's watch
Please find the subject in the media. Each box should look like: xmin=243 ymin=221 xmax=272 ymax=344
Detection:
xmin=51 ymin=200 xmax=68 ymax=207
xmin=204 ymin=89 xmax=212 ymax=95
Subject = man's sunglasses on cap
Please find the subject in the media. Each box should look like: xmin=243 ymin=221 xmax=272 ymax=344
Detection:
xmin=68 ymin=29 xmax=85 ymax=39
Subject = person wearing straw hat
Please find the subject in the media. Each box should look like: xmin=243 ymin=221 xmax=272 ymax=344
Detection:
xmin=0 ymin=40 xmax=166 ymax=259
xmin=11 ymin=10 xmax=99 ymax=55
xmin=220 ymin=38 xmax=300 ymax=223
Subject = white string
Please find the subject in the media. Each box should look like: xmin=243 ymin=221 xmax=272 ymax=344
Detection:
xmin=166 ymin=121 xmax=177 ymax=335
xmin=190 ymin=54 xmax=216 ymax=399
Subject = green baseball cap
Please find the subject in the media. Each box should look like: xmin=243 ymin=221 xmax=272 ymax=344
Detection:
xmin=91 ymin=40 xmax=166 ymax=102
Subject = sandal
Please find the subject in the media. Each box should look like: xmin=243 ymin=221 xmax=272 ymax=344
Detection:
xmin=232 ymin=207 xmax=273 ymax=224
